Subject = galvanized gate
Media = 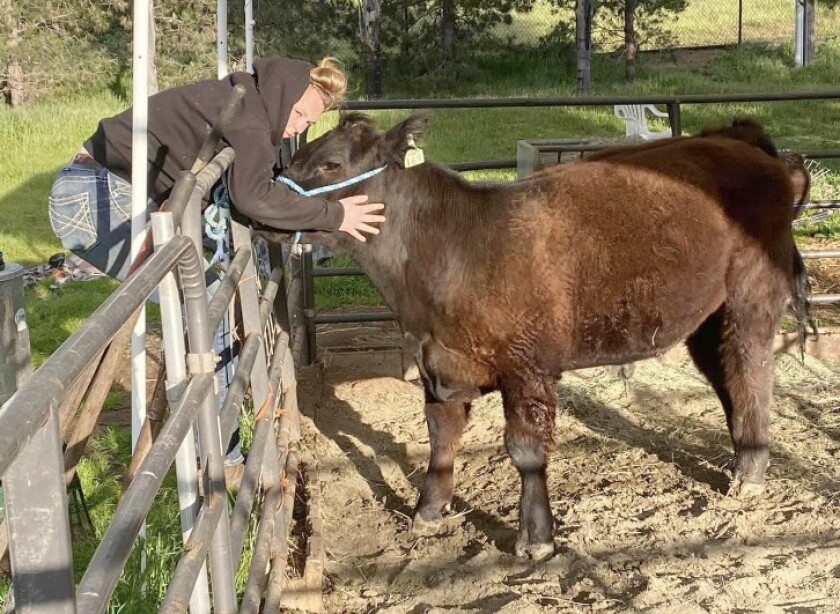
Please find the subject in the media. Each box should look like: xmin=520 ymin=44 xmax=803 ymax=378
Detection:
xmin=0 ymin=96 xmax=309 ymax=613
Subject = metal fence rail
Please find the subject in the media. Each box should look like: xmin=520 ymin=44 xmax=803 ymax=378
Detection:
xmin=1 ymin=146 xmax=305 ymax=612
xmin=296 ymin=90 xmax=840 ymax=363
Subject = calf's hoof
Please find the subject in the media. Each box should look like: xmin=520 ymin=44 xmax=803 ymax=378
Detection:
xmin=728 ymin=476 xmax=766 ymax=499
xmin=411 ymin=513 xmax=446 ymax=536
xmin=411 ymin=504 xmax=455 ymax=536
xmin=514 ymin=538 xmax=556 ymax=561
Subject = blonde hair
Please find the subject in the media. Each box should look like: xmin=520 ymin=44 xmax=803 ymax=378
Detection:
xmin=310 ymin=57 xmax=347 ymax=110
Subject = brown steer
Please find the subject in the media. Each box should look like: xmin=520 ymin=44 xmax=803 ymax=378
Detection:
xmin=274 ymin=115 xmax=811 ymax=559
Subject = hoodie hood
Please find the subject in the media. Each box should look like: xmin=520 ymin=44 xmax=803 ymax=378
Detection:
xmin=251 ymin=57 xmax=313 ymax=146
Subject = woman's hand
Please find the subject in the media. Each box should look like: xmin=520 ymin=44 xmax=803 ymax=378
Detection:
xmin=338 ymin=194 xmax=386 ymax=242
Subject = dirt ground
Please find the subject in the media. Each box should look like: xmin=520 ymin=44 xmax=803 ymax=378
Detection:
xmin=295 ymin=323 xmax=840 ymax=613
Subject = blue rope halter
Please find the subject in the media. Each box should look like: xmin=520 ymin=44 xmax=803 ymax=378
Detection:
xmin=276 ymin=165 xmax=387 ymax=244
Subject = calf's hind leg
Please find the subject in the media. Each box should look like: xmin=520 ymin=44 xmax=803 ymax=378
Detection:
xmin=412 ymin=398 xmax=471 ymax=533
xmin=687 ymin=302 xmax=778 ymax=497
xmin=501 ymin=375 xmax=557 ymax=560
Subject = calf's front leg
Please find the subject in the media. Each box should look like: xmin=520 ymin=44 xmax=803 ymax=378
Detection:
xmin=412 ymin=398 xmax=471 ymax=533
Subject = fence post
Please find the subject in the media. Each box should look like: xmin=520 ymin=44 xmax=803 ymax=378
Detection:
xmin=178 ymin=236 xmax=237 ymax=614
xmin=737 ymin=0 xmax=743 ymax=46
xmin=151 ymin=212 xmax=211 ymax=614
xmin=301 ymin=246 xmax=317 ymax=365
xmin=666 ymin=102 xmax=682 ymax=136
xmin=4 ymin=405 xmax=76 ymax=614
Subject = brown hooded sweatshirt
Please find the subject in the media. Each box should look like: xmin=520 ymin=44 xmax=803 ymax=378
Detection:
xmin=84 ymin=58 xmax=344 ymax=231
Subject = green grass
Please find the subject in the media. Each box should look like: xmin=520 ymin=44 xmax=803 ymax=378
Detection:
xmin=0 ymin=92 xmax=125 ymax=266
xmin=3 ymin=38 xmax=840 ymax=609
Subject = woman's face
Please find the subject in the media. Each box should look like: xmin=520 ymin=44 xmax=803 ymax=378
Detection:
xmin=283 ymin=85 xmax=326 ymax=139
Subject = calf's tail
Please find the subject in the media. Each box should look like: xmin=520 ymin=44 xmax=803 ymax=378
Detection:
xmin=790 ymin=246 xmax=818 ymax=359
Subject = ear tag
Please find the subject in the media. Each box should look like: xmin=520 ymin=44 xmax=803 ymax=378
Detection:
xmin=404 ymin=135 xmax=425 ymax=168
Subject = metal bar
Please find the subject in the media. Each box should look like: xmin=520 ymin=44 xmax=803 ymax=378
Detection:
xmin=314 ymin=311 xmax=397 ymax=324
xmin=4 ymin=405 xmax=75 ymax=614
xmin=263 ymin=443 xmax=301 ymax=612
xmin=216 ymin=0 xmax=228 ymax=79
xmin=244 ymin=0 xmax=254 ymax=73
xmin=129 ymin=0 xmax=150 ymax=506
xmin=126 ymin=172 xmax=197 ymax=281
xmin=0 ymin=237 xmax=192 ymax=478
xmin=218 ymin=261 xmax=284 ymax=448
xmin=450 ymin=159 xmax=517 ymax=172
xmin=228 ymin=220 xmax=275 ymax=437
xmin=207 ymin=246 xmax=251 ymax=334
xmin=666 ymin=102 xmax=682 ymax=136
xmin=230 ymin=335 xmax=287 ymax=568
xmin=311 ymin=266 xmax=365 ymax=277
xmin=178 ymin=233 xmax=237 ymax=614
xmin=801 ymin=250 xmax=840 ymax=259
xmin=802 ymin=201 xmax=840 ymax=209
xmin=239 ymin=486 xmax=281 ymax=614
xmin=810 ymin=294 xmax=840 ymax=305
xmin=800 ymin=150 xmax=840 ymax=159
xmin=76 ymin=374 xmax=213 ymax=614
xmin=286 ymin=252 xmax=306 ymax=367
xmin=343 ymin=90 xmax=840 ymax=111
xmin=302 ymin=248 xmax=317 ymax=365
xmin=737 ymin=0 xmax=743 ymax=46
xmin=194 ymin=148 xmax=236 ymax=195
xmin=218 ymin=334 xmax=260 ymax=448
xmin=152 ymin=212 xmax=210 ymax=614
xmin=158 ymin=491 xmax=225 ymax=614
xmin=180 ymin=193 xmax=204 ymax=268
xmin=268 ymin=241 xmax=291 ymax=332
xmin=263 ymin=350 xmax=301 ymax=611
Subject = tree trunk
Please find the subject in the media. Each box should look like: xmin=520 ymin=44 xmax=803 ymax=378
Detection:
xmin=441 ymin=0 xmax=456 ymax=69
xmin=2 ymin=0 xmax=24 ymax=106
xmin=576 ymin=0 xmax=594 ymax=92
xmin=401 ymin=0 xmax=411 ymax=59
xmin=360 ymin=0 xmax=383 ymax=99
xmin=625 ymin=0 xmax=637 ymax=82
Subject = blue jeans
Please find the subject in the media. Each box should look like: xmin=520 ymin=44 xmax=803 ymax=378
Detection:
xmin=49 ymin=160 xmax=243 ymax=464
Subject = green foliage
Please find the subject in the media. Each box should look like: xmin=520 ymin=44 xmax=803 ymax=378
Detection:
xmin=541 ymin=0 xmax=689 ymax=50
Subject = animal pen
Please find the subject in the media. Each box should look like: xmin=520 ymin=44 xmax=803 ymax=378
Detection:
xmin=3 ymin=0 xmax=840 ymax=609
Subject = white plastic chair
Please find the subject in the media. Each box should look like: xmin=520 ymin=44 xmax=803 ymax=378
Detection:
xmin=614 ymin=104 xmax=673 ymax=140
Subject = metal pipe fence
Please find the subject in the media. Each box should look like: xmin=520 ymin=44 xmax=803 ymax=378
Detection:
xmin=296 ymin=91 xmax=840 ymax=363
xmin=1 ymin=152 xmax=306 ymax=613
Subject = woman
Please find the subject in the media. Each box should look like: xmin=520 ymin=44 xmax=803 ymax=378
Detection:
xmin=49 ymin=57 xmax=383 ymax=277
xmin=48 ymin=57 xmax=382 ymax=480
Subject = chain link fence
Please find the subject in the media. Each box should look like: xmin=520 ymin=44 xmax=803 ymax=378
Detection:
xmin=493 ymin=1 xmax=837 ymax=52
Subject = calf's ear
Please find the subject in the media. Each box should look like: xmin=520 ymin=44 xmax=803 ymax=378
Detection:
xmin=381 ymin=115 xmax=430 ymax=167
xmin=338 ymin=112 xmax=377 ymax=135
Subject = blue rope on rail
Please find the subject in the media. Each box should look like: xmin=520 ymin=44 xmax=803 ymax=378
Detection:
xmin=205 ymin=177 xmax=231 ymax=266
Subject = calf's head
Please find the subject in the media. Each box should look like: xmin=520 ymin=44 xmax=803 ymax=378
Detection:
xmin=285 ymin=113 xmax=429 ymax=191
